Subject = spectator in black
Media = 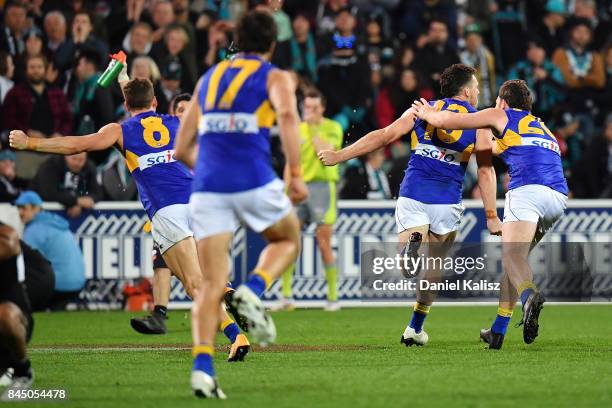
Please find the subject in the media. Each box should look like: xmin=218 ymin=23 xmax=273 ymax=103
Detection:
xmin=0 ymin=50 xmax=15 ymax=105
xmin=2 ymin=55 xmax=73 ymax=178
xmin=43 ymin=11 xmax=68 ymax=60
xmin=340 ymin=149 xmax=391 ymax=199
xmin=573 ymin=113 xmax=612 ymax=197
xmin=552 ymin=19 xmax=605 ymax=139
xmin=99 ymin=150 xmax=138 ymax=201
xmin=375 ymin=68 xmax=433 ymax=128
xmin=318 ymin=16 xmax=372 ymax=143
xmin=149 ymin=0 xmax=177 ymax=50
xmin=69 ymin=50 xmax=114 ymax=164
xmin=14 ymin=28 xmax=52 ymax=84
xmin=317 ymin=6 xmax=363 ymax=59
xmin=157 ymin=58 xmax=183 ymax=114
xmin=489 ymin=0 xmax=528 ymax=72
xmin=203 ymin=19 xmax=232 ymax=69
xmin=2 ymin=55 xmax=72 ymax=138
xmin=568 ymin=0 xmax=611 ymax=50
xmin=123 ymin=22 xmax=153 ymax=67
xmin=531 ymin=0 xmax=566 ymax=56
xmin=151 ymin=24 xmax=197 ymax=92
xmin=0 ymin=150 xmax=28 ymax=203
xmin=459 ymin=24 xmax=496 ymax=108
xmin=415 ymin=19 xmax=460 ymax=96
xmin=31 ymin=152 xmax=102 ymax=218
xmin=0 ymin=1 xmax=28 ymax=58
xmin=595 ymin=44 xmax=612 ymax=117
xmin=398 ymin=0 xmax=458 ymax=44
xmin=315 ymin=0 xmax=350 ymax=37
xmin=54 ymin=11 xmax=109 ymax=72
xmin=364 ymin=15 xmax=393 ymax=81
xmin=288 ymin=13 xmax=318 ymax=83
xmin=507 ymin=39 xmax=566 ymax=120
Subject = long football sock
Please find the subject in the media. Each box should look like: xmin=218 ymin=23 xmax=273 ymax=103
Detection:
xmin=491 ymin=307 xmax=513 ymax=335
xmin=518 ymin=281 xmax=536 ymax=307
xmin=245 ymin=269 xmax=272 ymax=298
xmin=281 ymin=264 xmax=295 ymax=299
xmin=220 ymin=318 xmax=240 ymax=343
xmin=192 ymin=345 xmax=215 ymax=376
xmin=409 ymin=302 xmax=430 ymax=333
xmin=324 ymin=263 xmax=337 ymax=301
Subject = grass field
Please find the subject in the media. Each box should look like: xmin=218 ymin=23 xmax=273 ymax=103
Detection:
xmin=14 ymin=305 xmax=612 ymax=407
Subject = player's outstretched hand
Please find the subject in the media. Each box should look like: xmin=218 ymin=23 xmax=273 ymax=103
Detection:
xmin=288 ymin=177 xmax=308 ymax=204
xmin=411 ymin=98 xmax=435 ymax=120
xmin=318 ymin=150 xmax=340 ymax=166
xmin=8 ymin=130 xmax=28 ymax=150
xmin=487 ymin=217 xmax=503 ymax=236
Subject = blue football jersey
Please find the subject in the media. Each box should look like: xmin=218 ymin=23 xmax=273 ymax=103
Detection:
xmin=399 ymin=98 xmax=477 ymax=204
xmin=121 ymin=111 xmax=193 ymax=218
xmin=193 ymin=55 xmax=279 ymax=193
xmin=496 ymin=109 xmax=568 ymax=195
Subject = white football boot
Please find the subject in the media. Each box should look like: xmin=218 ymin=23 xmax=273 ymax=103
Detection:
xmin=230 ymin=285 xmax=276 ymax=346
xmin=400 ymin=326 xmax=429 ymax=347
xmin=191 ymin=371 xmax=226 ymax=400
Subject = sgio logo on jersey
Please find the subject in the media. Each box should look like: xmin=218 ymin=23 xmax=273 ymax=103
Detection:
xmin=137 ymin=149 xmax=177 ymax=170
xmin=414 ymin=143 xmax=461 ymax=165
xmin=199 ymin=113 xmax=259 ymax=134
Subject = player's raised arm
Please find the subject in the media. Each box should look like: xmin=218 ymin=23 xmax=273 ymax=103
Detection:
xmin=174 ymin=79 xmax=201 ymax=169
xmin=318 ymin=108 xmax=416 ymax=166
xmin=268 ymin=69 xmax=308 ymax=204
xmin=9 ymin=123 xmax=122 ymax=155
xmin=475 ymin=128 xmax=501 ymax=235
xmin=412 ymin=98 xmax=508 ymax=134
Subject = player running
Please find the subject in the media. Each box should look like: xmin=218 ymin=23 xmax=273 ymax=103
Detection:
xmin=0 ymin=224 xmax=34 ymax=400
xmin=412 ymin=79 xmax=568 ymax=349
xmin=174 ymin=11 xmax=307 ymax=399
xmin=9 ymin=77 xmax=249 ymax=361
xmin=319 ymin=64 xmax=502 ymax=347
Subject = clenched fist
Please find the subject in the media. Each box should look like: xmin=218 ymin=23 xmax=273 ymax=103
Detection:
xmin=318 ymin=150 xmax=340 ymax=166
xmin=8 ymin=130 xmax=28 ymax=150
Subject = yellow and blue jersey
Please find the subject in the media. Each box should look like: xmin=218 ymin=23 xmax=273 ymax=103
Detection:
xmin=121 ymin=111 xmax=193 ymax=219
xmin=193 ymin=55 xmax=278 ymax=193
xmin=400 ymin=98 xmax=477 ymax=204
xmin=496 ymin=109 xmax=567 ymax=195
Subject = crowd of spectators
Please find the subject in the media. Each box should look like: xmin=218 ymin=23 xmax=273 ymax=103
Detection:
xmin=0 ymin=0 xmax=611 ymax=208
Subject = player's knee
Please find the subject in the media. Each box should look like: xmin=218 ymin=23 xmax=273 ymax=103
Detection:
xmin=202 ymin=276 xmax=226 ymax=301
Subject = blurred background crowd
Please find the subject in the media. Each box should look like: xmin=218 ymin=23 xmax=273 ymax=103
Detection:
xmin=0 ymin=0 xmax=611 ymax=212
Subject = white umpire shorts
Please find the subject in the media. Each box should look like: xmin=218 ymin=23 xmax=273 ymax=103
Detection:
xmin=189 ymin=178 xmax=292 ymax=240
xmin=151 ymin=204 xmax=194 ymax=254
xmin=395 ymin=197 xmax=464 ymax=235
xmin=503 ymin=184 xmax=567 ymax=234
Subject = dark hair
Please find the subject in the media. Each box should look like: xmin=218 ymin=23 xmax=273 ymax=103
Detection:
xmin=5 ymin=1 xmax=27 ymax=11
xmin=123 ymin=78 xmax=154 ymax=110
xmin=439 ymin=64 xmax=476 ymax=98
xmin=169 ymin=93 xmax=191 ymax=114
xmin=429 ymin=18 xmax=448 ymax=29
xmin=78 ymin=49 xmax=101 ymax=70
xmin=499 ymin=80 xmax=533 ymax=111
xmin=25 ymin=53 xmax=48 ymax=69
xmin=235 ymin=11 xmax=277 ymax=54
xmin=304 ymin=88 xmax=326 ymax=107
xmin=73 ymin=10 xmax=92 ymax=23
xmin=0 ymin=51 xmax=10 ymax=76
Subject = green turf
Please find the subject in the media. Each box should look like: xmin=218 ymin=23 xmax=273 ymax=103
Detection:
xmin=10 ymin=305 xmax=612 ymax=407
